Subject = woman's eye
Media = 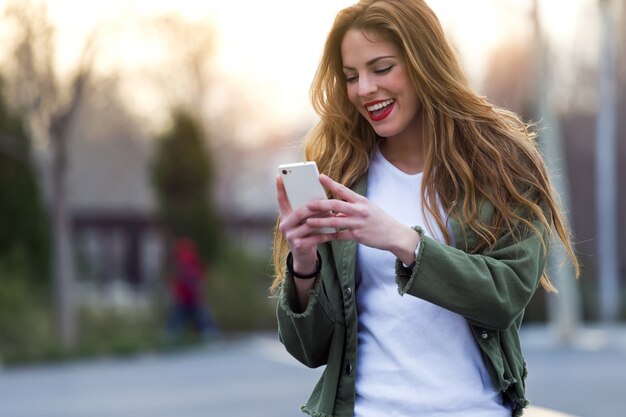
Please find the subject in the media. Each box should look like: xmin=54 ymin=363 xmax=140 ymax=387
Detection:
xmin=345 ymin=74 xmax=358 ymax=83
xmin=374 ymin=65 xmax=393 ymax=75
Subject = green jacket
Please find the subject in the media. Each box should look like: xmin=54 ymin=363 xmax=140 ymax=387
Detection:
xmin=277 ymin=174 xmax=548 ymax=417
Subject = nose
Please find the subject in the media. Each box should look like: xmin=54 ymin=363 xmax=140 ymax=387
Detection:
xmin=357 ymin=75 xmax=377 ymax=97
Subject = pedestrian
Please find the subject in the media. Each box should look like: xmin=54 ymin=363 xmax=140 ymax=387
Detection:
xmin=166 ymin=237 xmax=219 ymax=343
xmin=272 ymin=1 xmax=579 ymax=417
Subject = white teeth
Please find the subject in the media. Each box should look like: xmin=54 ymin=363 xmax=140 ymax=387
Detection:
xmin=367 ymin=99 xmax=394 ymax=112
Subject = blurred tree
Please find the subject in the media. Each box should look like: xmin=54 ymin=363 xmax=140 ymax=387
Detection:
xmin=0 ymin=80 xmax=50 ymax=284
xmin=150 ymin=110 xmax=222 ymax=263
xmin=2 ymin=0 xmax=99 ymax=347
xmin=0 ymin=80 xmax=54 ymax=362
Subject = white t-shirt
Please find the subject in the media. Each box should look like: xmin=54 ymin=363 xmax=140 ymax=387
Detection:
xmin=354 ymin=146 xmax=510 ymax=417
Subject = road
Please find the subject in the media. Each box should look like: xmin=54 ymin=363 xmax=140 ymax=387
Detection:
xmin=0 ymin=325 xmax=624 ymax=417
xmin=521 ymin=324 xmax=626 ymax=417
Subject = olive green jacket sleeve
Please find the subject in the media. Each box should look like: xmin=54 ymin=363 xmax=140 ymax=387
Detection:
xmin=395 ymin=208 xmax=549 ymax=331
xmin=276 ymin=243 xmax=343 ymax=369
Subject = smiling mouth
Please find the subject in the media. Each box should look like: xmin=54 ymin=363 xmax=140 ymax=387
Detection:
xmin=366 ymin=99 xmax=395 ymax=121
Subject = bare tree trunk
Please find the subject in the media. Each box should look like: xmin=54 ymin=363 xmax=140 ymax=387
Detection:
xmin=51 ymin=118 xmax=75 ymax=347
xmin=49 ymin=71 xmax=88 ymax=348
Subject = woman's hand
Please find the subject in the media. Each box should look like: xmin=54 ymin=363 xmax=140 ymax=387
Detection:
xmin=276 ymin=175 xmax=332 ymax=275
xmin=277 ymin=174 xmax=340 ymax=311
xmin=306 ymin=175 xmax=420 ymax=264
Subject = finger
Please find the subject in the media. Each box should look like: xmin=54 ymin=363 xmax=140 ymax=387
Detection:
xmin=307 ymin=198 xmax=367 ymax=218
xmin=333 ymin=229 xmax=355 ymax=241
xmin=287 ymin=228 xmax=338 ymax=252
xmin=306 ymin=215 xmax=362 ymax=231
xmin=282 ymin=216 xmax=320 ymax=241
xmin=280 ymin=205 xmax=330 ymax=239
xmin=312 ymin=229 xmax=353 ymax=243
xmin=311 ymin=232 xmax=341 ymax=245
xmin=319 ymin=174 xmax=363 ymax=203
xmin=276 ymin=175 xmax=292 ymax=216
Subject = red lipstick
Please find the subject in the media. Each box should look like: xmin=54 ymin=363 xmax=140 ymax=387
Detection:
xmin=365 ymin=99 xmax=395 ymax=122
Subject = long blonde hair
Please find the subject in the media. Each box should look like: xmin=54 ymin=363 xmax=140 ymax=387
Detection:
xmin=272 ymin=0 xmax=578 ymax=290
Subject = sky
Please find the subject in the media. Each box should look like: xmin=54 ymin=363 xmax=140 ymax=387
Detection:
xmin=0 ymin=0 xmax=598 ymax=142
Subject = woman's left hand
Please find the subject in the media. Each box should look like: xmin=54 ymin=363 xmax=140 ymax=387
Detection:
xmin=307 ymin=175 xmax=419 ymax=261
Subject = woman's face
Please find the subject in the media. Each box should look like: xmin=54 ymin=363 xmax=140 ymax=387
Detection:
xmin=341 ymin=29 xmax=421 ymax=141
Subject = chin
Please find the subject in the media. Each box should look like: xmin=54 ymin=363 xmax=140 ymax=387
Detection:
xmin=372 ymin=126 xmax=399 ymax=138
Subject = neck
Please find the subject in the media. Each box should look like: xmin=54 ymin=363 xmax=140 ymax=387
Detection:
xmin=378 ymin=132 xmax=425 ymax=175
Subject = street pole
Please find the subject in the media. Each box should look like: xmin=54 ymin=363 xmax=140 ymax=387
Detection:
xmin=596 ymin=0 xmax=620 ymax=322
xmin=532 ymin=0 xmax=581 ymax=344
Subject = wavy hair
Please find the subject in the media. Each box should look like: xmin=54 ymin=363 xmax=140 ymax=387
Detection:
xmin=272 ymin=0 xmax=578 ymax=290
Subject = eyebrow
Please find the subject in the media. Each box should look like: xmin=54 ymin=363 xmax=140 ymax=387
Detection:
xmin=342 ymin=55 xmax=396 ymax=70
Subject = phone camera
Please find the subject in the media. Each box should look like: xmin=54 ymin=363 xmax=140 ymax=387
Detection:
xmin=282 ymin=169 xmax=288 ymax=175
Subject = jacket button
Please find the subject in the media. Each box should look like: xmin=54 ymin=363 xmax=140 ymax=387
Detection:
xmin=345 ymin=362 xmax=353 ymax=375
xmin=345 ymin=287 xmax=353 ymax=301
xmin=480 ymin=330 xmax=489 ymax=339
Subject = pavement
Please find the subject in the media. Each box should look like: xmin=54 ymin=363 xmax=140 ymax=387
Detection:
xmin=520 ymin=323 xmax=626 ymax=353
xmin=0 ymin=324 xmax=624 ymax=417
xmin=527 ymin=408 xmax=581 ymax=417
xmin=519 ymin=324 xmax=626 ymax=417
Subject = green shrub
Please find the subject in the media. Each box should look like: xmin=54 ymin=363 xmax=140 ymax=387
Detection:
xmin=0 ymin=257 xmax=55 ymax=365
xmin=0 ymin=83 xmax=51 ymax=285
xmin=77 ymin=304 xmax=165 ymax=357
xmin=206 ymin=246 xmax=276 ymax=332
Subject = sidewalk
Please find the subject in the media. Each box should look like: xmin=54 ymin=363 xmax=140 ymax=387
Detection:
xmin=520 ymin=323 xmax=626 ymax=353
xmin=520 ymin=323 xmax=626 ymax=417
xmin=527 ymin=407 xmax=580 ymax=417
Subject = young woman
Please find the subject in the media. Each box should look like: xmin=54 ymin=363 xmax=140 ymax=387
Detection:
xmin=272 ymin=1 xmax=579 ymax=416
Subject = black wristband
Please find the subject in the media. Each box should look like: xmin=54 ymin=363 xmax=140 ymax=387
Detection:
xmin=287 ymin=251 xmax=322 ymax=279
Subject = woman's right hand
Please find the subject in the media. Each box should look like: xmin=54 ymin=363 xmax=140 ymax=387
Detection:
xmin=277 ymin=175 xmax=335 ymax=311
xmin=276 ymin=175 xmax=328 ymax=276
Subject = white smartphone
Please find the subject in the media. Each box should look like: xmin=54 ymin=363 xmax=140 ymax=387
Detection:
xmin=278 ymin=161 xmax=335 ymax=234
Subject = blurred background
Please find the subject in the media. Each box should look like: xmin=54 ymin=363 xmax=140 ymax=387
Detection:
xmin=0 ymin=0 xmax=624 ymax=416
